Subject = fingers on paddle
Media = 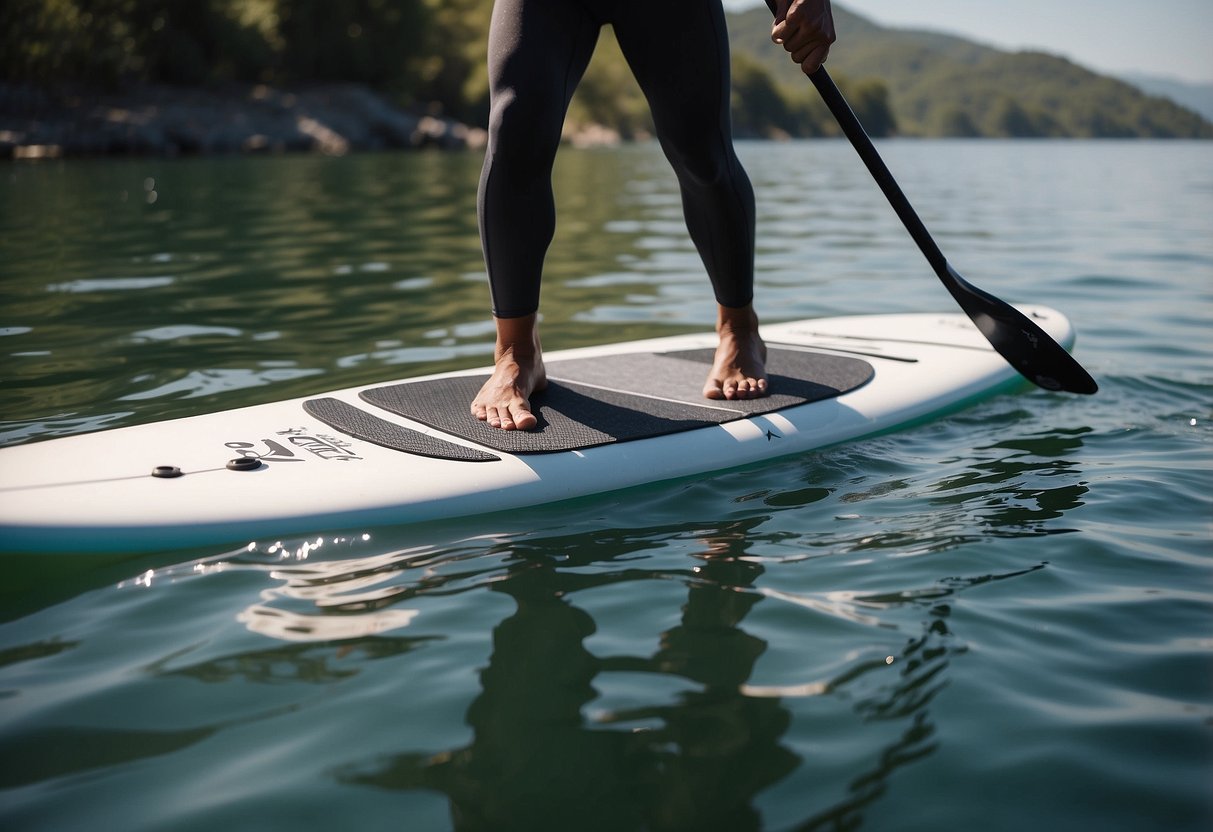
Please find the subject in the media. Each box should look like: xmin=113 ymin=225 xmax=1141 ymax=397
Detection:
xmin=771 ymin=0 xmax=836 ymax=74
xmin=798 ymin=42 xmax=831 ymax=75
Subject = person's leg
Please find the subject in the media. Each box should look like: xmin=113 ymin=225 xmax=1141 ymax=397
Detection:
xmin=473 ymin=0 xmax=600 ymax=429
xmin=611 ymin=0 xmax=767 ymax=400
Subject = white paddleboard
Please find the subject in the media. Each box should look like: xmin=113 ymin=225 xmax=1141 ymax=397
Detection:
xmin=0 ymin=308 xmax=1078 ymax=553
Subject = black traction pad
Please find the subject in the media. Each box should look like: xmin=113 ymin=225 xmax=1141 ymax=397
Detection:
xmin=303 ymin=397 xmax=499 ymax=462
xmin=359 ymin=348 xmax=872 ymax=456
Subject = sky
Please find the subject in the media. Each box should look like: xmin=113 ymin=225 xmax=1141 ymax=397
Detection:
xmin=726 ymin=0 xmax=1213 ymax=84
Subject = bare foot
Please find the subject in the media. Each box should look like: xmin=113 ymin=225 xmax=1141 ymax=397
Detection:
xmin=704 ymin=304 xmax=768 ymax=401
xmin=471 ymin=314 xmax=547 ymax=430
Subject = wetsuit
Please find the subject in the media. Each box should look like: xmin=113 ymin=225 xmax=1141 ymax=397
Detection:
xmin=479 ymin=0 xmax=757 ymax=318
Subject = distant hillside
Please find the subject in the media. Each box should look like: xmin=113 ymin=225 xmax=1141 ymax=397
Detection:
xmin=1121 ymin=73 xmax=1213 ymax=124
xmin=3 ymin=0 xmax=1208 ymax=158
xmin=726 ymin=5 xmax=1213 ymax=138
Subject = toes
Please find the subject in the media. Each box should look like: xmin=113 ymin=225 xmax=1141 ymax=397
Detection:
xmin=481 ymin=401 xmax=537 ymax=431
xmin=711 ymin=376 xmax=768 ymax=401
xmin=737 ymin=378 xmax=766 ymax=399
xmin=496 ymin=405 xmax=518 ymax=430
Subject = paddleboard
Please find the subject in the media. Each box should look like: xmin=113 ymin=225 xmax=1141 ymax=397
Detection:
xmin=0 ymin=308 xmax=1078 ymax=553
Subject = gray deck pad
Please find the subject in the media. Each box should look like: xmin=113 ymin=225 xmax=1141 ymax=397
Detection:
xmin=360 ymin=348 xmax=872 ymax=456
xmin=303 ymin=397 xmax=500 ymax=462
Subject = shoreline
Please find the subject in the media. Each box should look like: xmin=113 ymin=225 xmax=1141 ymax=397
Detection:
xmin=6 ymin=82 xmax=1206 ymax=161
xmin=1 ymin=82 xmax=486 ymax=160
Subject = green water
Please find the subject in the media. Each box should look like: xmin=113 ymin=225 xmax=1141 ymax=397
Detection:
xmin=1 ymin=141 xmax=1210 ymax=830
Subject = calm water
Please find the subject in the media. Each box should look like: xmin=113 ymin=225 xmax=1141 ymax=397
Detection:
xmin=1 ymin=140 xmax=1210 ymax=831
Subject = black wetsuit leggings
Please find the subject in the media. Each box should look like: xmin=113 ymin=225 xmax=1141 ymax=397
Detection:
xmin=478 ymin=0 xmax=757 ymax=318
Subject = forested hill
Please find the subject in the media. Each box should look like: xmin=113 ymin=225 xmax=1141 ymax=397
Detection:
xmin=2 ymin=0 xmax=1209 ymax=149
xmin=725 ymin=6 xmax=1213 ymax=139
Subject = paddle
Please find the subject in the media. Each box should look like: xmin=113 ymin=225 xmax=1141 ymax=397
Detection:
xmin=762 ymin=3 xmax=1097 ymax=393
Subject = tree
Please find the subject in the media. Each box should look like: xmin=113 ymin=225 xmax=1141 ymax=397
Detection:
xmin=731 ymin=52 xmax=796 ymax=138
xmin=842 ymin=78 xmax=896 ymax=138
xmin=932 ymin=107 xmax=980 ymax=137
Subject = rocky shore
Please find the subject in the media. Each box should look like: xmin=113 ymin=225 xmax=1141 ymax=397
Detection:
xmin=0 ymin=83 xmax=486 ymax=160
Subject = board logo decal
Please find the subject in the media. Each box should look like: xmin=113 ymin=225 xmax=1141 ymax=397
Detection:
xmin=225 ymin=427 xmax=363 ymax=464
xmin=766 ymin=429 xmax=781 ymax=441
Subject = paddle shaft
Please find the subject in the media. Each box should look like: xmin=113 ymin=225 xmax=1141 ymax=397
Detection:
xmin=762 ymin=1 xmax=945 ymax=279
xmin=805 ymin=70 xmax=948 ymax=278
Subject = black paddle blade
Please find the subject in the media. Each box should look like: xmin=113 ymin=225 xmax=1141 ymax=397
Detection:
xmin=800 ymin=65 xmax=1098 ymax=394
xmin=946 ymin=264 xmax=1098 ymax=394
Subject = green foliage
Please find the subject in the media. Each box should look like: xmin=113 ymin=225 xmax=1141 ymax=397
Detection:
xmin=1 ymin=0 xmax=282 ymax=86
xmin=732 ymin=51 xmax=805 ymax=138
xmin=930 ymin=107 xmax=980 ymax=138
xmin=844 ymin=77 xmax=896 ymax=137
xmin=276 ymin=0 xmax=428 ymax=88
xmin=2 ymin=0 xmax=139 ymax=85
xmin=731 ymin=53 xmax=897 ymax=139
xmin=1 ymin=0 xmax=427 ymax=89
xmin=1 ymin=0 xmax=1207 ymax=139
xmin=565 ymin=28 xmax=652 ymax=139
xmin=724 ymin=6 xmax=1212 ymax=139
xmin=412 ymin=0 xmax=490 ymax=121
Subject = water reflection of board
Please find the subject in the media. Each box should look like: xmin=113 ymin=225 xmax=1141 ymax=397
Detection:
xmin=0 ymin=308 xmax=1078 ymax=553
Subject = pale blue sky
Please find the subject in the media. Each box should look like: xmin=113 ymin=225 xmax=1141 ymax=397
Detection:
xmin=726 ymin=0 xmax=1213 ymax=83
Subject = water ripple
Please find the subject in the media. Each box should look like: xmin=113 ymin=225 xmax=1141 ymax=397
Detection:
xmin=1 ymin=142 xmax=1210 ymax=831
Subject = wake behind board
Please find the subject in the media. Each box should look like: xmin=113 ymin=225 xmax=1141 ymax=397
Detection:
xmin=0 ymin=308 xmax=1078 ymax=553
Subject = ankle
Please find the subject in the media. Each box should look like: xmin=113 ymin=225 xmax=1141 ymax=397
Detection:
xmin=495 ymin=343 xmax=542 ymax=367
xmin=716 ymin=304 xmax=760 ymax=336
xmin=493 ymin=313 xmax=542 ymax=361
